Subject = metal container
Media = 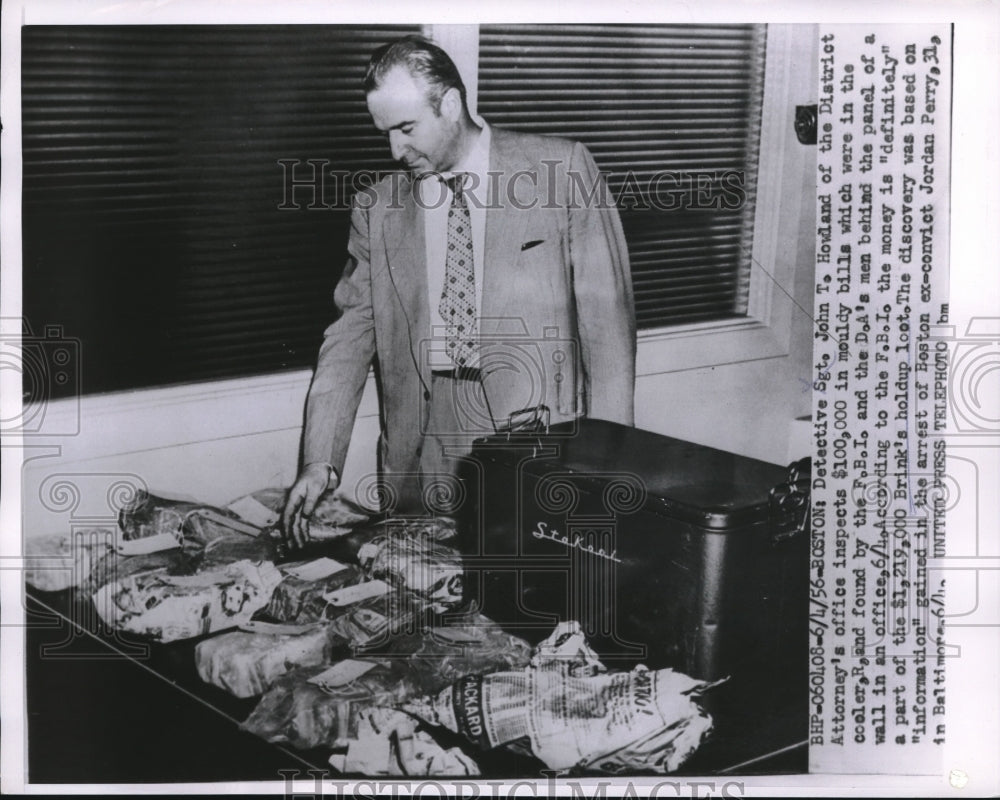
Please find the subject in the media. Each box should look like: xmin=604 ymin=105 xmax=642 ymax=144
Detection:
xmin=455 ymin=418 xmax=810 ymax=682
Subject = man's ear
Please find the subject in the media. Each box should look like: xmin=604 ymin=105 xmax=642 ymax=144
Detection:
xmin=440 ymin=86 xmax=463 ymax=121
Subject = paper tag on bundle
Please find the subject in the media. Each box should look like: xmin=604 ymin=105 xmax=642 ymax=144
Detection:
xmin=282 ymin=557 xmax=349 ymax=582
xmin=115 ymin=531 xmax=182 ymax=556
xmin=323 ymin=579 xmax=390 ymax=606
xmin=226 ymin=496 xmax=280 ymax=529
xmin=308 ymin=659 xmax=379 ymax=688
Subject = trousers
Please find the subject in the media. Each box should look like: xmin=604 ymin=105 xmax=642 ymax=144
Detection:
xmin=415 ymin=373 xmax=495 ymax=516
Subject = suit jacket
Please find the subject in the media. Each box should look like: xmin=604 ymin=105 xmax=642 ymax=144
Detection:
xmin=303 ymin=125 xmax=636 ymax=508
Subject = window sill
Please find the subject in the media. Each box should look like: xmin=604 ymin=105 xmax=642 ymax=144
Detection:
xmin=637 ymin=316 xmax=792 ymax=377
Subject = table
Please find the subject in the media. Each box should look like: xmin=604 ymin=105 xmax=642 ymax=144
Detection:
xmin=24 ymin=588 xmax=807 ymax=784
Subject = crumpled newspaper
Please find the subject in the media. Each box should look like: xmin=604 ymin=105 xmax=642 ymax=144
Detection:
xmin=404 ymin=621 xmax=722 ymax=775
xmin=328 ymin=708 xmax=479 ymax=777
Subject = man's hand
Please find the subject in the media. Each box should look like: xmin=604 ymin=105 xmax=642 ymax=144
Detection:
xmin=282 ymin=462 xmax=337 ymax=549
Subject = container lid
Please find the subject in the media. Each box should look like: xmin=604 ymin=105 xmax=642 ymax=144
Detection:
xmin=473 ymin=419 xmax=791 ymax=530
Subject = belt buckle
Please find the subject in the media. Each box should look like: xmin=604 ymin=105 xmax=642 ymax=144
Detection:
xmin=434 ymin=366 xmax=481 ymax=382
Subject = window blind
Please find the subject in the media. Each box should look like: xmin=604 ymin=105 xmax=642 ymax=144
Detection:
xmin=21 ymin=25 xmax=418 ymax=398
xmin=476 ymin=24 xmax=767 ymax=329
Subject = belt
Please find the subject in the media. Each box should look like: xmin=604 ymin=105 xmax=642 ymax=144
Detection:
xmin=431 ymin=366 xmax=483 ymax=382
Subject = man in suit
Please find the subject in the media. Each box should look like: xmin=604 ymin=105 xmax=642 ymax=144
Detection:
xmin=283 ymin=35 xmax=635 ymax=545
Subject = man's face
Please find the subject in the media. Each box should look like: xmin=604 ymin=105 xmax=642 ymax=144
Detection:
xmin=366 ymin=67 xmax=462 ymax=175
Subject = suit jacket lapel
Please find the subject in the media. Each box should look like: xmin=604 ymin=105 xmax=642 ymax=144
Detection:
xmin=383 ymin=176 xmax=430 ymax=380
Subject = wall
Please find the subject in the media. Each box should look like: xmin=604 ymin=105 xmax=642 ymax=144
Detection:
xmin=19 ymin=25 xmax=818 ymax=540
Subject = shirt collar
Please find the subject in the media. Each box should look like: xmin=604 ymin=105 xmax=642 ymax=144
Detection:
xmin=450 ymin=121 xmax=490 ymax=180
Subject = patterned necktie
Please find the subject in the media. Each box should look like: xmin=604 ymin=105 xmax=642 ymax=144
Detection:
xmin=439 ymin=173 xmax=478 ymax=367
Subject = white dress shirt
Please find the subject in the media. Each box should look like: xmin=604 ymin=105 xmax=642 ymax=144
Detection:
xmin=418 ymin=123 xmax=491 ymax=370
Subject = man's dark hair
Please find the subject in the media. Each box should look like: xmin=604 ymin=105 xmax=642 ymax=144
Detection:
xmin=364 ymin=35 xmax=467 ymax=113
